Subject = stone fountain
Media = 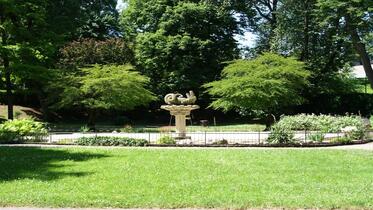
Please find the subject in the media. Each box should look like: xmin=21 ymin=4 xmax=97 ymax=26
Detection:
xmin=161 ymin=91 xmax=199 ymax=139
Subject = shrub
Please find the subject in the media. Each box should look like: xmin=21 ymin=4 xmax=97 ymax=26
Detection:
xmin=79 ymin=125 xmax=90 ymax=132
xmin=309 ymin=133 xmax=325 ymax=142
xmin=157 ymin=136 xmax=176 ymax=145
xmin=120 ymin=125 xmax=134 ymax=133
xmin=76 ymin=136 xmax=148 ymax=146
xmin=0 ymin=118 xmax=48 ymax=143
xmin=341 ymin=126 xmax=365 ymax=140
xmin=277 ymin=114 xmax=365 ymax=133
xmin=331 ymin=136 xmax=352 ymax=144
xmin=267 ymin=124 xmax=294 ymax=144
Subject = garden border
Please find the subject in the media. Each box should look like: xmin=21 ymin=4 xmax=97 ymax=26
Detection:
xmin=9 ymin=139 xmax=373 ymax=148
xmin=147 ymin=139 xmax=373 ymax=148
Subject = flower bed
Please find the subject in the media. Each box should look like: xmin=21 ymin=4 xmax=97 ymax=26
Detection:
xmin=268 ymin=114 xmax=367 ymax=144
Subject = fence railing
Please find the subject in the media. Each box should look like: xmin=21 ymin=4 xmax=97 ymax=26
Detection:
xmin=44 ymin=130 xmax=373 ymax=145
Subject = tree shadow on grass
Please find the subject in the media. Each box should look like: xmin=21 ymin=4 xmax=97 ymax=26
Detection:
xmin=0 ymin=147 xmax=108 ymax=181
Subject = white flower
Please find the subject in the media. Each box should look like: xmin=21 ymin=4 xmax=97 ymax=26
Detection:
xmin=341 ymin=126 xmax=357 ymax=132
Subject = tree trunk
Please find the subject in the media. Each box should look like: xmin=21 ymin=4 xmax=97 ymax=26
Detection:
xmin=265 ymin=114 xmax=276 ymax=131
xmin=36 ymin=88 xmax=51 ymax=121
xmin=5 ymin=59 xmax=13 ymax=120
xmin=346 ymin=16 xmax=373 ymax=88
xmin=87 ymin=110 xmax=97 ymax=131
xmin=301 ymin=0 xmax=310 ymax=61
xmin=1 ymin=34 xmax=14 ymax=120
xmin=269 ymin=0 xmax=278 ymax=51
xmin=254 ymin=0 xmax=279 ymax=51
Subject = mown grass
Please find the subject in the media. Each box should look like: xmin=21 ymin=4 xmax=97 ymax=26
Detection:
xmin=0 ymin=147 xmax=373 ymax=208
xmin=151 ymin=123 xmax=266 ymax=132
xmin=51 ymin=123 xmax=266 ymax=132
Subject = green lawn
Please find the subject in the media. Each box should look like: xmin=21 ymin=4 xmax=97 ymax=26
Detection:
xmin=1 ymin=147 xmax=373 ymax=208
xmin=51 ymin=123 xmax=266 ymax=132
xmin=158 ymin=123 xmax=265 ymax=132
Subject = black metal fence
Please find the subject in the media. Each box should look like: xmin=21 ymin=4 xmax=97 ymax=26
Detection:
xmin=44 ymin=130 xmax=373 ymax=146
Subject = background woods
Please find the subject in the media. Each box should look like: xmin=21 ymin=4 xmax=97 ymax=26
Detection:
xmin=0 ymin=0 xmax=372 ymax=125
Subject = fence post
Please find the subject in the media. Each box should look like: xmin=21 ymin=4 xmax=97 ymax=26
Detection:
xmin=49 ymin=133 xmax=52 ymax=143
xmin=304 ymin=130 xmax=307 ymax=143
xmin=148 ymin=133 xmax=151 ymax=144
xmin=258 ymin=131 xmax=261 ymax=144
xmin=204 ymin=131 xmax=207 ymax=145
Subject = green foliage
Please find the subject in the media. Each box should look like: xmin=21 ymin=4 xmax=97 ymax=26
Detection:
xmin=157 ymin=136 xmax=176 ymax=145
xmin=120 ymin=125 xmax=135 ymax=133
xmin=267 ymin=124 xmax=295 ymax=144
xmin=79 ymin=125 xmax=90 ymax=133
xmin=266 ymin=0 xmax=371 ymax=95
xmin=204 ymin=53 xmax=310 ymax=114
xmin=53 ymin=64 xmax=155 ymax=111
xmin=46 ymin=0 xmax=119 ymax=40
xmin=76 ymin=136 xmax=148 ymax=146
xmin=308 ymin=133 xmax=325 ymax=143
xmin=59 ymin=38 xmax=134 ymax=69
xmin=331 ymin=136 xmax=352 ymax=144
xmin=277 ymin=114 xmax=365 ymax=133
xmin=316 ymin=0 xmax=372 ymax=33
xmin=0 ymin=118 xmax=48 ymax=143
xmin=121 ymin=0 xmax=239 ymax=94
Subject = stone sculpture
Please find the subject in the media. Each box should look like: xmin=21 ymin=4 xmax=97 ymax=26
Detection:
xmin=161 ymin=90 xmax=199 ymax=139
xmin=164 ymin=90 xmax=197 ymax=105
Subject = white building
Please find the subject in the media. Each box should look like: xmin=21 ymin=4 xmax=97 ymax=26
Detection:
xmin=351 ymin=64 xmax=373 ymax=79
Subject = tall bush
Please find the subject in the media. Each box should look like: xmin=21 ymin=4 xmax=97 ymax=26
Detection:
xmin=204 ymin=53 xmax=310 ymax=127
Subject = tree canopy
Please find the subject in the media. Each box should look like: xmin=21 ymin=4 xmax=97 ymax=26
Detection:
xmin=0 ymin=0 xmax=372 ymax=122
xmin=204 ymin=53 xmax=310 ymax=115
xmin=121 ymin=0 xmax=240 ymax=95
xmin=51 ymin=64 xmax=155 ymax=126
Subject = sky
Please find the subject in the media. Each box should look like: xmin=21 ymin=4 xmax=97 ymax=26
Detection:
xmin=116 ymin=0 xmax=126 ymax=11
xmin=115 ymin=0 xmax=256 ymax=47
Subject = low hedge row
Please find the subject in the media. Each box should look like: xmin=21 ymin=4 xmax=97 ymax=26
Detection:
xmin=75 ymin=136 xmax=148 ymax=146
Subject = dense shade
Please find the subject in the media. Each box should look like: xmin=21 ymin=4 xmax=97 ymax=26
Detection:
xmin=0 ymin=147 xmax=373 ymax=208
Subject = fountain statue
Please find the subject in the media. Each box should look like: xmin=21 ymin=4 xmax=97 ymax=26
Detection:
xmin=161 ymin=91 xmax=199 ymax=139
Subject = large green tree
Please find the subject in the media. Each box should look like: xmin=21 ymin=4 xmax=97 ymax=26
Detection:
xmin=52 ymin=65 xmax=155 ymax=127
xmin=317 ymin=0 xmax=373 ymax=87
xmin=272 ymin=0 xmax=358 ymax=95
xmin=204 ymin=53 xmax=310 ymax=126
xmin=0 ymin=0 xmax=121 ymax=120
xmin=0 ymin=0 xmax=50 ymax=119
xmin=51 ymin=38 xmax=140 ymax=126
xmin=46 ymin=0 xmax=119 ymax=40
xmin=121 ymin=0 xmax=240 ymax=96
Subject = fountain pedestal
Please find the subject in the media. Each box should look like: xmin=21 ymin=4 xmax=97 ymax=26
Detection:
xmin=161 ymin=105 xmax=199 ymax=139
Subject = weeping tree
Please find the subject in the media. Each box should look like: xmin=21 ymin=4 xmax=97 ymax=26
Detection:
xmin=51 ymin=64 xmax=155 ymax=128
xmin=204 ymin=53 xmax=310 ymax=128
